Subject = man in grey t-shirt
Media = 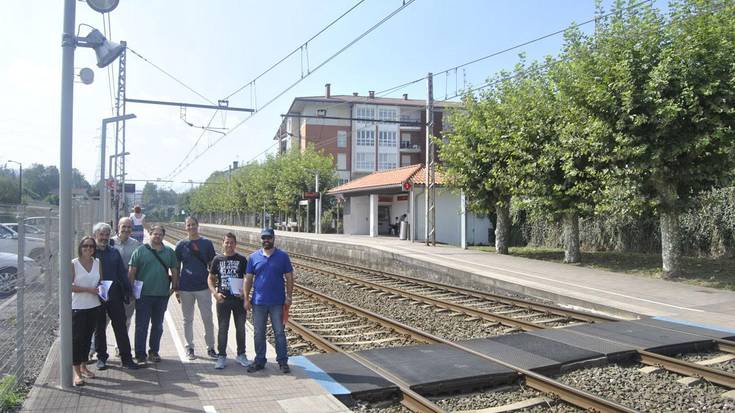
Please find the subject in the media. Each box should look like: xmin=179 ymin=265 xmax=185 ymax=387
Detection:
xmin=112 ymin=217 xmax=141 ymax=335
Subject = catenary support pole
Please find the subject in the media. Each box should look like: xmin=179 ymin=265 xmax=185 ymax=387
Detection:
xmin=425 ymin=73 xmax=435 ymax=246
xmin=58 ymin=0 xmax=75 ymax=389
xmin=15 ymin=207 xmax=25 ymax=376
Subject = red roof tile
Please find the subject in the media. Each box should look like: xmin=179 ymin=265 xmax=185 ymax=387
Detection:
xmin=327 ymin=164 xmax=444 ymax=194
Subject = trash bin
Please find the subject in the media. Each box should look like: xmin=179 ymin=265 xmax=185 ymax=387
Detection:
xmin=399 ymin=221 xmax=409 ymax=240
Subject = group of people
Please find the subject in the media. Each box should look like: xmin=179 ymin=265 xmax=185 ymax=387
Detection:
xmin=70 ymin=214 xmax=294 ymax=386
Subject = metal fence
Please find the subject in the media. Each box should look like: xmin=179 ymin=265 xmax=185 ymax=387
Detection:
xmin=0 ymin=200 xmax=98 ymax=408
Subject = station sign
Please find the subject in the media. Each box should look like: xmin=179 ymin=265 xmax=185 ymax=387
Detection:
xmin=303 ymin=192 xmax=319 ymax=199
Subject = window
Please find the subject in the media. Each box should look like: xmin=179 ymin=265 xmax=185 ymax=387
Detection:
xmin=378 ymin=131 xmax=396 ymax=147
xmin=378 ymin=108 xmax=396 ymax=122
xmin=355 ymin=152 xmax=374 ymax=170
xmin=356 ymin=106 xmax=375 ymax=120
xmin=378 ymin=153 xmax=397 ymax=170
xmin=337 ymin=153 xmax=347 ymax=170
xmin=338 ymin=177 xmax=349 ymax=186
xmin=401 ymin=154 xmax=412 ymax=166
xmin=337 ymin=130 xmax=347 ymax=148
xmin=356 ymin=129 xmax=374 ymax=146
xmin=316 ymin=109 xmax=327 ymax=117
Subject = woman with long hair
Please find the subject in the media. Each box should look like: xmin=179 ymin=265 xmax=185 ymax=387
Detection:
xmin=71 ymin=236 xmax=101 ymax=386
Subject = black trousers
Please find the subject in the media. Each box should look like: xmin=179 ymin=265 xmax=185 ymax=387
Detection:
xmin=216 ymin=297 xmax=246 ymax=357
xmin=72 ymin=307 xmax=99 ymax=365
xmin=95 ymin=285 xmax=134 ymax=363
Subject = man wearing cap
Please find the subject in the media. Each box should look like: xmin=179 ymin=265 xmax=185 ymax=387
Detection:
xmin=244 ymin=228 xmax=294 ymax=373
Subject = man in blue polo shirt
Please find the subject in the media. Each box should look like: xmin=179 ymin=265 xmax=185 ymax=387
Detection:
xmin=244 ymin=228 xmax=294 ymax=373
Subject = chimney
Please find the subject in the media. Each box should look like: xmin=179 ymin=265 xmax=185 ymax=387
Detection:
xmin=368 ymin=90 xmax=375 ymax=99
xmin=325 ymin=83 xmax=331 ymax=98
xmin=402 ymin=93 xmax=408 ymax=100
xmin=352 ymin=92 xmax=358 ymax=96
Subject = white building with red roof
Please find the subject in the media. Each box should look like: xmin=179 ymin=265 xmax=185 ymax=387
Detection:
xmin=327 ymin=164 xmax=491 ymax=246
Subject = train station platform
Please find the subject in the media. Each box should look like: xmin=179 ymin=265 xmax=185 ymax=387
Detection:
xmin=20 ymin=239 xmax=349 ymax=413
xmin=201 ymin=224 xmax=735 ymax=332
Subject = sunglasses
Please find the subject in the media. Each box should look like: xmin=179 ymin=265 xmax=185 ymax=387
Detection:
xmin=81 ymin=244 xmax=95 ymax=249
xmin=261 ymin=236 xmax=273 ymax=240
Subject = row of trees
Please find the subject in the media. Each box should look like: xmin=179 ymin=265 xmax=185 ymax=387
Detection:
xmin=185 ymin=146 xmax=337 ymax=225
xmin=0 ymin=164 xmax=90 ymax=205
xmin=439 ymin=0 xmax=735 ymax=277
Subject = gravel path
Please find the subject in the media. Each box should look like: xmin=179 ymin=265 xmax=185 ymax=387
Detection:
xmin=556 ymin=361 xmax=735 ymax=412
xmin=297 ymin=271 xmax=513 ymax=341
xmin=680 ymin=351 xmax=735 ymax=374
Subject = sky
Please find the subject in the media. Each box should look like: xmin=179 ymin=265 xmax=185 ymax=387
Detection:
xmin=0 ymin=0 xmax=636 ymax=193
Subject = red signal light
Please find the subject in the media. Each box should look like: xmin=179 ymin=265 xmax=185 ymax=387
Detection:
xmin=402 ymin=182 xmax=412 ymax=191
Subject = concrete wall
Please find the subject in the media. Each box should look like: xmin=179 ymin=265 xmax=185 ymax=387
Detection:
xmin=412 ymin=187 xmax=491 ymax=246
xmin=343 ymin=195 xmax=370 ymax=235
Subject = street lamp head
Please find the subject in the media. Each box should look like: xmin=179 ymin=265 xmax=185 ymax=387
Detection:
xmin=87 ymin=29 xmax=124 ymax=68
xmin=76 ymin=28 xmax=124 ymax=68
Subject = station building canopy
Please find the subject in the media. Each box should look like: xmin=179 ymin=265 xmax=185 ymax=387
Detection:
xmin=327 ymin=164 xmax=444 ymax=197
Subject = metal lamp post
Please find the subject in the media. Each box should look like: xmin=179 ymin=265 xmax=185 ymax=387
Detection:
xmin=100 ymin=115 xmax=135 ymax=223
xmin=59 ymin=0 xmax=123 ymax=388
xmin=107 ymin=152 xmax=130 ymax=225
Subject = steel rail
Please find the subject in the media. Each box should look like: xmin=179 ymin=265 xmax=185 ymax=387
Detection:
xmin=297 ymin=261 xmax=544 ymax=331
xmin=293 ymin=252 xmax=617 ymax=324
xmin=717 ymin=339 xmax=735 ymax=354
xmin=186 ymin=224 xmax=614 ymax=324
xmin=296 ymin=285 xmax=635 ymax=413
xmin=287 ymin=319 xmax=446 ymax=413
xmin=637 ymin=349 xmax=735 ymax=388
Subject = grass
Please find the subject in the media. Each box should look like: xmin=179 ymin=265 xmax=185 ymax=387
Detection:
xmin=0 ymin=375 xmax=22 ymax=411
xmin=471 ymin=245 xmax=735 ymax=291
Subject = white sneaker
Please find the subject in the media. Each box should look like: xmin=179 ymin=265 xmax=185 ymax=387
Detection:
xmin=236 ymin=353 xmax=248 ymax=367
xmin=214 ymin=356 xmax=226 ymax=369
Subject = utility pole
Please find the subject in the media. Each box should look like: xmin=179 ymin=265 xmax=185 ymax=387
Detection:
xmin=59 ymin=0 xmax=76 ymax=389
xmin=111 ymin=42 xmax=127 ymax=224
xmin=315 ymin=170 xmax=320 ymax=234
xmin=425 ymin=73 xmax=436 ymax=246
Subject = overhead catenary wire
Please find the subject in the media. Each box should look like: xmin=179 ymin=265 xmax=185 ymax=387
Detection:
xmin=223 ymin=0 xmax=368 ymax=100
xmin=166 ymin=0 xmax=417 ymax=180
xmin=127 ymin=47 xmax=216 ymax=105
xmin=171 ymin=0 xmax=657 ymax=182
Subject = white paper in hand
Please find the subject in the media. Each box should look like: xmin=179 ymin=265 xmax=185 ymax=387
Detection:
xmin=98 ymin=280 xmax=113 ymax=302
xmin=133 ymin=280 xmax=144 ymax=300
xmin=229 ymin=278 xmax=243 ymax=296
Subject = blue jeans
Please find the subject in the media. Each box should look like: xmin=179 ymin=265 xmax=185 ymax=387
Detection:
xmin=135 ymin=295 xmax=169 ymax=357
xmin=252 ymin=304 xmax=288 ymax=366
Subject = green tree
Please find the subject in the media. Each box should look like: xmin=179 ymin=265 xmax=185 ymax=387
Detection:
xmin=0 ymin=175 xmax=20 ymax=204
xmin=559 ymin=0 xmax=735 ymax=276
xmin=440 ymin=73 xmax=528 ymax=254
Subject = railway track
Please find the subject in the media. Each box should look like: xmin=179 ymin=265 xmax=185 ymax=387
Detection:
xmin=164 ymin=225 xmax=735 ymax=412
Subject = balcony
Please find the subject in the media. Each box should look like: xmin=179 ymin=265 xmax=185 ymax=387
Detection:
xmin=400 ymin=142 xmax=421 ymax=153
xmin=400 ymin=115 xmax=422 ymax=130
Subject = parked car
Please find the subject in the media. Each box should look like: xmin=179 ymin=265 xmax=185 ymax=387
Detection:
xmin=0 ymin=253 xmax=40 ymax=297
xmin=24 ymin=216 xmax=56 ymax=230
xmin=3 ymin=223 xmax=44 ymax=237
xmin=0 ymin=223 xmax=46 ymax=262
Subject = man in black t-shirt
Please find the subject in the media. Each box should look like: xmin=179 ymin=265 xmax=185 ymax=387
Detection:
xmin=208 ymin=232 xmax=248 ymax=369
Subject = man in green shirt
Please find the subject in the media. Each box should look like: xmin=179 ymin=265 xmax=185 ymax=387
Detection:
xmin=128 ymin=225 xmax=179 ymax=363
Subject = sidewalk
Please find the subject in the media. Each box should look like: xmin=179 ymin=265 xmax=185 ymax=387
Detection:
xmin=205 ymin=224 xmax=735 ymax=332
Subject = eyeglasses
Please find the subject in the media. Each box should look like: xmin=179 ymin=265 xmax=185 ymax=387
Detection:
xmin=81 ymin=244 xmax=95 ymax=249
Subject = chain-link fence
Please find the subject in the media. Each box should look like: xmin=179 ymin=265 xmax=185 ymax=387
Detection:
xmin=0 ymin=200 xmax=99 ymax=410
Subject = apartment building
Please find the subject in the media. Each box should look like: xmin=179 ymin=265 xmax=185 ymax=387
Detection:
xmin=274 ymin=84 xmax=457 ymax=185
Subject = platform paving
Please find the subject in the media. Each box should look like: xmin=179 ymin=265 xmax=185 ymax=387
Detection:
xmin=20 ymin=239 xmax=349 ymax=413
xmin=202 ymin=224 xmax=735 ymax=332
